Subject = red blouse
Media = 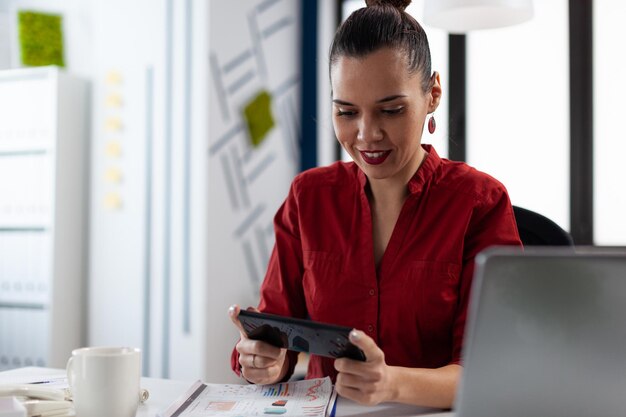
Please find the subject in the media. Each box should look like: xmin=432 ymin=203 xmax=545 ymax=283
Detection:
xmin=231 ymin=145 xmax=521 ymax=381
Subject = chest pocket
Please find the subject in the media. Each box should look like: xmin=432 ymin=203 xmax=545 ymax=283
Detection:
xmin=302 ymin=251 xmax=343 ymax=318
xmin=409 ymin=260 xmax=462 ymax=334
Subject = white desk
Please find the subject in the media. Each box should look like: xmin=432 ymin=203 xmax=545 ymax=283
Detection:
xmin=0 ymin=367 xmax=453 ymax=417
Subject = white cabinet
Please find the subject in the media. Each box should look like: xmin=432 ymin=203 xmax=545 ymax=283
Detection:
xmin=0 ymin=66 xmax=88 ymax=370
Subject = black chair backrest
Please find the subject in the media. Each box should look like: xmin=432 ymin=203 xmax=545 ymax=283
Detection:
xmin=513 ymin=206 xmax=574 ymax=246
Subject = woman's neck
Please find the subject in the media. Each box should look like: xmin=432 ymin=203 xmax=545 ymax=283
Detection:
xmin=367 ymin=178 xmax=410 ymax=207
xmin=367 ymin=146 xmax=426 ymax=206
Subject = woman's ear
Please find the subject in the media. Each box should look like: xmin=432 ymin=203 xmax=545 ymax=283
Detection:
xmin=428 ymin=71 xmax=442 ymax=113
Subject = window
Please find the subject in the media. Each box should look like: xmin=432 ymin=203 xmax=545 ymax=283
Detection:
xmin=466 ymin=0 xmax=570 ymax=230
xmin=593 ymin=0 xmax=626 ymax=245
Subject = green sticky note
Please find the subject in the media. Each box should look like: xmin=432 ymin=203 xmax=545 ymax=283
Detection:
xmin=243 ymin=90 xmax=275 ymax=148
xmin=18 ymin=10 xmax=65 ymax=67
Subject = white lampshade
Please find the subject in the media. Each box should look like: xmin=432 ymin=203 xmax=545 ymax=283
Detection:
xmin=423 ymin=0 xmax=533 ymax=33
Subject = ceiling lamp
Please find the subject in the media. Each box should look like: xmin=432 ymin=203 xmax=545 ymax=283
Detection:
xmin=423 ymin=0 xmax=533 ymax=33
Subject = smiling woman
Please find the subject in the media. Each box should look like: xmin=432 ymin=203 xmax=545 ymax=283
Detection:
xmin=228 ymin=0 xmax=521 ymax=410
xmin=330 ymin=48 xmax=439 ymax=185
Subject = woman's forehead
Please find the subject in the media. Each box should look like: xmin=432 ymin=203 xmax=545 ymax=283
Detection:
xmin=330 ymin=49 xmax=422 ymax=99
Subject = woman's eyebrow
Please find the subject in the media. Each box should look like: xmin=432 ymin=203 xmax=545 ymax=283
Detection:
xmin=376 ymin=94 xmax=407 ymax=103
xmin=332 ymin=99 xmax=354 ymax=106
xmin=332 ymin=95 xmax=407 ymax=106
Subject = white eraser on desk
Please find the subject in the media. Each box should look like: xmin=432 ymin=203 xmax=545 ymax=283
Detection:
xmin=0 ymin=397 xmax=26 ymax=417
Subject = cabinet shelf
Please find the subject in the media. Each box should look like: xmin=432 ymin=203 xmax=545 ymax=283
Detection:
xmin=0 ymin=149 xmax=49 ymax=157
xmin=0 ymin=302 xmax=47 ymax=310
xmin=0 ymin=227 xmax=49 ymax=232
xmin=0 ymin=66 xmax=87 ymax=371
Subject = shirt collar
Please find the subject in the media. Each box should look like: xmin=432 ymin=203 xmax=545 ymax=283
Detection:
xmin=357 ymin=144 xmax=442 ymax=194
xmin=408 ymin=144 xmax=441 ymax=194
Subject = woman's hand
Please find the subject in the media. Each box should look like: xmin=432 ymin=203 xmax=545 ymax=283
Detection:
xmin=228 ymin=304 xmax=289 ymax=385
xmin=334 ymin=330 xmax=397 ymax=406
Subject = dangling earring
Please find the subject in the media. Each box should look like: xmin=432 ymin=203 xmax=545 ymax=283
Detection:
xmin=428 ymin=113 xmax=436 ymax=134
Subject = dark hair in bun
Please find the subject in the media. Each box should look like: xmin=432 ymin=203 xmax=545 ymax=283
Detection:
xmin=330 ymin=0 xmax=432 ymax=92
xmin=365 ymin=0 xmax=412 ymax=11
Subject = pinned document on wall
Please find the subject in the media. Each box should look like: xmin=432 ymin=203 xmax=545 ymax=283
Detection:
xmin=105 ymin=117 xmax=122 ymax=132
xmin=105 ymin=93 xmax=123 ymax=108
xmin=243 ymin=90 xmax=275 ymax=148
xmin=104 ymin=192 xmax=122 ymax=210
xmin=104 ymin=167 xmax=123 ymax=184
xmin=17 ymin=10 xmax=65 ymax=67
xmin=105 ymin=70 xmax=123 ymax=85
xmin=105 ymin=141 xmax=122 ymax=157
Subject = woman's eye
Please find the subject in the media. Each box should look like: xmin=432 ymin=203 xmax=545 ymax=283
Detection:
xmin=336 ymin=110 xmax=356 ymax=117
xmin=382 ymin=107 xmax=404 ymax=115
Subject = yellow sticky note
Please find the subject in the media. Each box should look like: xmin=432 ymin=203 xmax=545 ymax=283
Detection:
xmin=104 ymin=168 xmax=123 ymax=183
xmin=105 ymin=93 xmax=123 ymax=108
xmin=104 ymin=192 xmax=122 ymax=210
xmin=105 ymin=71 xmax=123 ymax=85
xmin=105 ymin=141 xmax=122 ymax=157
xmin=105 ymin=117 xmax=123 ymax=132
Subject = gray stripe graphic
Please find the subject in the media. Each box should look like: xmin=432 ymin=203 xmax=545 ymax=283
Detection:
xmin=230 ymin=147 xmax=250 ymax=208
xmin=227 ymin=69 xmax=255 ymax=95
xmin=222 ymin=49 xmax=253 ymax=74
xmin=242 ymin=240 xmax=260 ymax=289
xmin=142 ymin=66 xmax=154 ymax=377
xmin=209 ymin=123 xmax=243 ymax=156
xmin=246 ymin=152 xmax=276 ymax=184
xmin=221 ymin=154 xmax=239 ymax=210
xmin=235 ymin=204 xmax=265 ymax=238
xmin=182 ymin=0 xmax=193 ymax=335
xmin=262 ymin=17 xmax=293 ymax=39
xmin=209 ymin=53 xmax=230 ymax=121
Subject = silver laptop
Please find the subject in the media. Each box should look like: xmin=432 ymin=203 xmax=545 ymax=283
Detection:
xmin=456 ymin=247 xmax=626 ymax=417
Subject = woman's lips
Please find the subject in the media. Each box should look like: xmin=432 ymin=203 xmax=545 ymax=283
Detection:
xmin=359 ymin=150 xmax=391 ymax=165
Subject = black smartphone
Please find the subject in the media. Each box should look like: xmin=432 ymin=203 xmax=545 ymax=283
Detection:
xmin=237 ymin=310 xmax=366 ymax=361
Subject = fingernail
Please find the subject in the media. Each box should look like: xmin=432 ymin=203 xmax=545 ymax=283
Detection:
xmin=350 ymin=330 xmax=359 ymax=340
xmin=228 ymin=305 xmax=236 ymax=316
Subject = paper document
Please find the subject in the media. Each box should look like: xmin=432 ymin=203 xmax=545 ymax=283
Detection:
xmin=160 ymin=377 xmax=337 ymax=417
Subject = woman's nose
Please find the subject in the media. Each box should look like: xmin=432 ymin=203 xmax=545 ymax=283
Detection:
xmin=357 ymin=117 xmax=383 ymax=143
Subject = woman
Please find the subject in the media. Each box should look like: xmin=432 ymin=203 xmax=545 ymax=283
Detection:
xmin=229 ymin=0 xmax=521 ymax=408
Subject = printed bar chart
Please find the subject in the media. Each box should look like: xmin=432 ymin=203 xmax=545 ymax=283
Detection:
xmin=263 ymin=383 xmax=290 ymax=397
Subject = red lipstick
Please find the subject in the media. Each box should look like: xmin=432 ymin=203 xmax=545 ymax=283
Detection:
xmin=359 ymin=150 xmax=391 ymax=165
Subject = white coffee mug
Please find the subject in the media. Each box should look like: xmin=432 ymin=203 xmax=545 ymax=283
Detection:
xmin=67 ymin=347 xmax=141 ymax=417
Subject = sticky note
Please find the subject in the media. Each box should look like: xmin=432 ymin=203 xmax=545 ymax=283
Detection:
xmin=263 ymin=407 xmax=287 ymax=415
xmin=105 ymin=93 xmax=123 ymax=108
xmin=104 ymin=193 xmax=122 ymax=210
xmin=105 ymin=141 xmax=122 ymax=157
xmin=18 ymin=11 xmax=65 ymax=67
xmin=243 ymin=90 xmax=275 ymax=148
xmin=106 ymin=71 xmax=123 ymax=85
xmin=104 ymin=168 xmax=123 ymax=183
xmin=105 ymin=117 xmax=123 ymax=132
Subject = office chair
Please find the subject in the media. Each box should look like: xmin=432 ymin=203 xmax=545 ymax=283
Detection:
xmin=513 ymin=206 xmax=574 ymax=246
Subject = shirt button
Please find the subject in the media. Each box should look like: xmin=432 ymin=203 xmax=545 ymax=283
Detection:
xmin=367 ymin=325 xmax=374 ymax=332
xmin=369 ymin=289 xmax=375 ymax=296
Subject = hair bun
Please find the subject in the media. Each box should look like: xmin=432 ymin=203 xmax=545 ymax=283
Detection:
xmin=365 ymin=0 xmax=412 ymax=11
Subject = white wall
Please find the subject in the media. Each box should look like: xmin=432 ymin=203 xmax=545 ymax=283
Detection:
xmin=86 ymin=0 xmax=302 ymax=383
xmin=594 ymin=0 xmax=626 ymax=245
